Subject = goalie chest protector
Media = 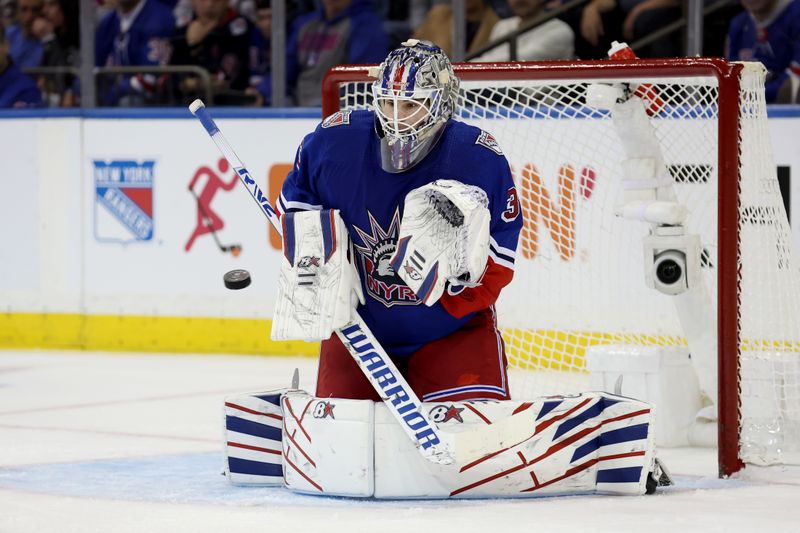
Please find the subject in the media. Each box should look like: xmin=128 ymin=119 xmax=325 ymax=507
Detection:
xmin=279 ymin=110 xmax=522 ymax=356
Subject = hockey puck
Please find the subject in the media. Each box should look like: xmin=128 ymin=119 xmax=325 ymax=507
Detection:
xmin=224 ymin=269 xmax=251 ymax=290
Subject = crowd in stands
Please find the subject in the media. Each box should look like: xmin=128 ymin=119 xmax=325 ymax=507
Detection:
xmin=0 ymin=0 xmax=798 ymax=108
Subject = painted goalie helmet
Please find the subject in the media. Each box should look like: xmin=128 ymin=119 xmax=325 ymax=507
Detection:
xmin=372 ymin=39 xmax=460 ymax=173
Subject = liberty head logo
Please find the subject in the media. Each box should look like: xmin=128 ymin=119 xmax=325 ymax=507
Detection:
xmin=352 ymin=209 xmax=421 ymax=307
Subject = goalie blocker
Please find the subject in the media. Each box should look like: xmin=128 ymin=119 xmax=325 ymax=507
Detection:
xmin=223 ymin=389 xmax=668 ymax=498
xmin=271 ymin=209 xmax=363 ymax=342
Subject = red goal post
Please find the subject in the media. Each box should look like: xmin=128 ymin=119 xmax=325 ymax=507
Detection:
xmin=321 ymin=59 xmax=800 ymax=478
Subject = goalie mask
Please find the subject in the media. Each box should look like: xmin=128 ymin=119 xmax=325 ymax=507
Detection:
xmin=372 ymin=40 xmax=460 ymax=173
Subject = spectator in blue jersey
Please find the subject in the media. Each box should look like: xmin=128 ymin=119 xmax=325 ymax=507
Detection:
xmin=249 ymin=0 xmax=271 ymax=91
xmin=170 ymin=0 xmax=264 ymax=105
xmin=256 ymin=0 xmax=388 ymax=106
xmin=0 ymin=23 xmax=42 ymax=106
xmin=5 ymin=0 xmax=43 ymax=68
xmin=727 ymin=0 xmax=800 ymax=103
xmin=95 ymin=0 xmax=176 ymax=105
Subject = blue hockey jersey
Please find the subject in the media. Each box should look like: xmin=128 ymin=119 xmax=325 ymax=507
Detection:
xmin=727 ymin=0 xmax=800 ymax=102
xmin=0 ymin=62 xmax=42 ymax=108
xmin=95 ymin=0 xmax=175 ymax=68
xmin=278 ymin=110 xmax=522 ymax=356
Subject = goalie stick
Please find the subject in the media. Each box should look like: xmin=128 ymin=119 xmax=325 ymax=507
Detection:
xmin=188 ymin=99 xmax=539 ymax=467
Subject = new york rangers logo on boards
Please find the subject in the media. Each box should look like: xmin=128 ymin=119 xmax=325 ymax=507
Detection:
xmin=93 ymin=160 xmax=154 ymax=243
xmin=352 ymin=209 xmax=422 ymax=307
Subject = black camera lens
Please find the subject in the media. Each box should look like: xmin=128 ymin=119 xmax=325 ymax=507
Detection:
xmin=656 ymin=259 xmax=683 ymax=284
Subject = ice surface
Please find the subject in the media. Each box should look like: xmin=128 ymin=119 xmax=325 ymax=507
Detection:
xmin=1 ymin=350 xmax=798 ymax=533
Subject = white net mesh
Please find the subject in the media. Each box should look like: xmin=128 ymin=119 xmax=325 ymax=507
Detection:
xmin=335 ymin=62 xmax=800 ymax=468
xmin=737 ymin=66 xmax=800 ymax=466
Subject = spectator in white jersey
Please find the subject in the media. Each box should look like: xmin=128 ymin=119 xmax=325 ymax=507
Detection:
xmin=471 ymin=0 xmax=574 ymax=61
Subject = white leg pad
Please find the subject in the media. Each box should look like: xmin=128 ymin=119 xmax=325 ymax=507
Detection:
xmin=224 ymin=391 xmax=656 ymax=498
xmin=281 ymin=391 xmax=374 ymax=497
xmin=374 ymin=393 xmax=655 ymax=498
xmin=223 ymin=390 xmax=286 ymax=486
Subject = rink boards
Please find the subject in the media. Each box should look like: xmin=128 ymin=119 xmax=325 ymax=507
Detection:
xmin=1 ymin=108 xmax=799 ymax=355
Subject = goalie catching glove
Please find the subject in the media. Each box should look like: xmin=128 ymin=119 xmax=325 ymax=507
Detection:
xmin=271 ymin=209 xmax=364 ymax=342
xmin=391 ymin=180 xmax=490 ymax=306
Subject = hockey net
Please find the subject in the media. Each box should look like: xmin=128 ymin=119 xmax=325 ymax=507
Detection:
xmin=321 ymin=59 xmax=800 ymax=476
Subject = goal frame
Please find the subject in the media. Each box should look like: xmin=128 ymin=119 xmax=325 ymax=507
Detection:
xmin=321 ymin=58 xmax=745 ymax=477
